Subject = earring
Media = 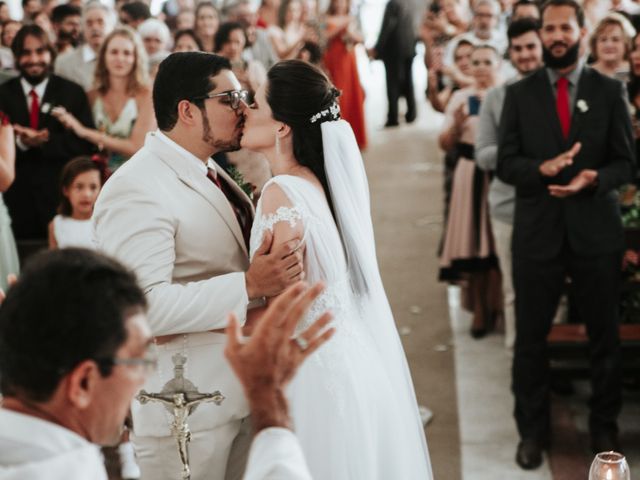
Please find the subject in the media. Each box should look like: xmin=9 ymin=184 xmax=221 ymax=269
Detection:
xmin=275 ymin=133 xmax=281 ymax=156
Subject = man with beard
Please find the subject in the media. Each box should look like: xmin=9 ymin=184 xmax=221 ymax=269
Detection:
xmin=476 ymin=18 xmax=543 ymax=350
xmin=51 ymin=4 xmax=82 ymax=56
xmin=93 ymin=52 xmax=305 ymax=480
xmin=0 ymin=24 xmax=94 ymax=249
xmin=498 ymin=0 xmax=634 ymax=470
xmin=54 ymin=0 xmax=114 ymax=91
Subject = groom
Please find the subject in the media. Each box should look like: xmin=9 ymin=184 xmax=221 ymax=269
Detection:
xmin=93 ymin=52 xmax=304 ymax=480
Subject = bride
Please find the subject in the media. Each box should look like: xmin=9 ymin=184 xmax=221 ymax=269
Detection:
xmin=240 ymin=59 xmax=432 ymax=479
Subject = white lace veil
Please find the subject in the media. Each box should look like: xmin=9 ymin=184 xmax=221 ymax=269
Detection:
xmin=322 ymin=119 xmax=432 ymax=474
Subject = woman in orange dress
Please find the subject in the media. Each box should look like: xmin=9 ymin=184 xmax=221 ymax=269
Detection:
xmin=323 ymin=0 xmax=367 ymax=149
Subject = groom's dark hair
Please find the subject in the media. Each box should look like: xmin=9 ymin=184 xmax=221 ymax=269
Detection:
xmin=153 ymin=52 xmax=231 ymax=131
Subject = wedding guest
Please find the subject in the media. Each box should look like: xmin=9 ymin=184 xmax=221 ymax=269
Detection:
xmin=443 ymin=0 xmax=507 ymax=85
xmin=257 ymin=0 xmax=280 ymax=28
xmin=173 ymin=28 xmax=202 ymax=52
xmin=0 ymin=25 xmax=94 ymax=245
xmin=119 ymin=1 xmax=151 ymax=30
xmin=267 ymin=0 xmax=307 ymax=60
xmin=215 ymin=21 xmax=266 ymax=96
xmin=175 ymin=9 xmax=195 ymax=31
xmin=323 ymin=0 xmax=367 ymax=148
xmin=498 ymin=0 xmax=634 ymax=468
xmin=226 ymin=0 xmax=279 ymax=70
xmin=33 ymin=10 xmax=54 ymax=43
xmin=0 ymin=113 xmax=19 ymax=291
xmin=138 ymin=18 xmax=172 ymax=59
xmin=161 ymin=0 xmax=194 ymax=31
xmin=511 ymin=0 xmax=540 ymax=21
xmin=194 ymin=1 xmax=219 ymax=53
xmin=420 ymin=0 xmax=469 ymax=46
xmin=53 ymin=27 xmax=153 ymax=172
xmin=427 ymin=39 xmax=474 ymax=113
xmin=369 ymin=0 xmax=417 ymax=126
xmin=628 ymin=32 xmax=640 ymax=164
xmin=589 ymin=13 xmax=635 ymax=82
xmin=0 ymin=1 xmax=10 ymax=22
xmin=55 ymin=0 xmax=115 ymax=91
xmin=51 ymin=4 xmax=82 ymax=56
xmin=48 ymin=157 xmax=101 ymax=249
xmin=475 ymin=18 xmax=543 ymax=349
xmin=22 ymin=0 xmax=42 ymax=21
xmin=0 ymin=20 xmax=21 ymax=71
xmin=0 ymin=248 xmax=329 ymax=479
xmin=438 ymin=44 xmax=502 ymax=338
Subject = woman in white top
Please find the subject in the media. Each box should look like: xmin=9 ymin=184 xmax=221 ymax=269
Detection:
xmin=52 ymin=27 xmax=155 ymax=172
xmin=48 ymin=156 xmax=102 ymax=249
xmin=269 ymin=0 xmax=308 ymax=59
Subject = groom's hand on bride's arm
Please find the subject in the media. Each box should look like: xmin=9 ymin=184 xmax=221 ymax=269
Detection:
xmin=245 ymin=231 xmax=305 ymax=300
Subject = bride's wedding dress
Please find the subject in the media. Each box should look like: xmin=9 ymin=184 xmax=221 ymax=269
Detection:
xmin=249 ymin=120 xmax=432 ymax=479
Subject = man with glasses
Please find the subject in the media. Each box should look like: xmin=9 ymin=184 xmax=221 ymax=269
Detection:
xmin=94 ymin=52 xmax=305 ymax=480
xmin=0 ymin=249 xmax=332 ymax=479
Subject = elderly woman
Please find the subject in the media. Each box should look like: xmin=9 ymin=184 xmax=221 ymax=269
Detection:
xmin=590 ymin=13 xmax=635 ymax=82
xmin=138 ymin=17 xmax=172 ymax=58
xmin=438 ymin=44 xmax=503 ymax=338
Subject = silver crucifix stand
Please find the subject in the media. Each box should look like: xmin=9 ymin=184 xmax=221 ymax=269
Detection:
xmin=136 ymin=353 xmax=225 ymax=480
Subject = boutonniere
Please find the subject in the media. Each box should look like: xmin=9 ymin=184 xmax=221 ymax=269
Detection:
xmin=226 ymin=164 xmax=255 ymax=200
xmin=576 ymin=99 xmax=589 ymax=113
xmin=41 ymin=102 xmax=53 ymax=114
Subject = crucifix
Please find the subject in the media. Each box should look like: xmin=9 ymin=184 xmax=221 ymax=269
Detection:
xmin=136 ymin=353 xmax=225 ymax=480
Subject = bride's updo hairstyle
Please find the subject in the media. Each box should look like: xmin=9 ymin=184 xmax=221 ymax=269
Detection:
xmin=266 ymin=59 xmax=341 ymax=218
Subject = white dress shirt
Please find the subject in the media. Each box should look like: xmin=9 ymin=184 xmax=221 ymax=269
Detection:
xmin=20 ymin=77 xmax=48 ymax=112
xmin=244 ymin=428 xmax=312 ymax=480
xmin=0 ymin=408 xmax=107 ymax=480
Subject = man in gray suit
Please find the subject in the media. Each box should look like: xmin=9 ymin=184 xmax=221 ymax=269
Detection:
xmin=54 ymin=0 xmax=114 ymax=91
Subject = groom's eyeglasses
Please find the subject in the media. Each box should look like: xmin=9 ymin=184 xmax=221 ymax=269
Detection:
xmin=191 ymin=90 xmax=250 ymax=110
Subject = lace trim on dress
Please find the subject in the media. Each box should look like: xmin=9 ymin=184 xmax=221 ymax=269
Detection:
xmin=250 ymin=205 xmax=311 ymax=258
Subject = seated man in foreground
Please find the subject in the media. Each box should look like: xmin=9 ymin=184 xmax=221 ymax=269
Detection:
xmin=0 ymin=249 xmax=333 ymax=479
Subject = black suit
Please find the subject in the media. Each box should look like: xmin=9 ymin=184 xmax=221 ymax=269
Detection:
xmin=497 ymin=66 xmax=634 ymax=443
xmin=0 ymin=74 xmax=95 ymax=241
xmin=374 ymin=0 xmax=416 ymax=124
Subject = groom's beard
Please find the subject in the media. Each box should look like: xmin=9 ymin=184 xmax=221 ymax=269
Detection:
xmin=201 ymin=111 xmax=243 ymax=153
xmin=542 ymin=39 xmax=580 ymax=70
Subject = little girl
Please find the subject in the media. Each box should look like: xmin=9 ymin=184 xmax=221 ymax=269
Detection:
xmin=48 ymin=156 xmax=102 ymax=249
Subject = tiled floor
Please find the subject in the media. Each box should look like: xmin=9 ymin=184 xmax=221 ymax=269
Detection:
xmin=448 ymin=286 xmax=554 ymax=480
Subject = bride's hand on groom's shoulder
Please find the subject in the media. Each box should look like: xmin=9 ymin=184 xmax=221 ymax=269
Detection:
xmin=246 ymin=231 xmax=306 ymax=299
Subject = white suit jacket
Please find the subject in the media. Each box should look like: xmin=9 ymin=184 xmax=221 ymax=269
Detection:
xmin=94 ymin=131 xmax=253 ymax=436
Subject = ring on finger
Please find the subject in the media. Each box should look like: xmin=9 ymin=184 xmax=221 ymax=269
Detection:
xmin=294 ymin=335 xmax=309 ymax=351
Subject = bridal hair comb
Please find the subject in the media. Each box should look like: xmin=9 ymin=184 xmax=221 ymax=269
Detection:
xmin=309 ymin=101 xmax=341 ymax=124
xmin=309 ymin=87 xmax=342 ymax=124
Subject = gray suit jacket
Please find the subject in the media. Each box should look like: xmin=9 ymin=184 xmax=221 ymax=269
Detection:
xmin=54 ymin=46 xmax=96 ymax=91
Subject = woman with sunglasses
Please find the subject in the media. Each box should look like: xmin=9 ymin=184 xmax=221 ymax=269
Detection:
xmin=52 ymin=28 xmax=156 ymax=172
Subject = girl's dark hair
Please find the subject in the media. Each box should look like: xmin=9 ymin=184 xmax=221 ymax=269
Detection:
xmin=58 ymin=156 xmax=102 ymax=216
xmin=266 ymin=59 xmax=341 ymax=218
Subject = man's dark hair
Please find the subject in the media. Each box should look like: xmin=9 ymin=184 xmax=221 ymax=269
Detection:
xmin=540 ymin=0 xmax=584 ymax=28
xmin=11 ymin=24 xmax=55 ymax=61
xmin=214 ymin=21 xmax=246 ymax=52
xmin=51 ymin=3 xmax=81 ymax=24
xmin=0 ymin=249 xmax=147 ymax=402
xmin=508 ymin=17 xmax=540 ymax=46
xmin=153 ymin=52 xmax=231 ymax=131
xmin=174 ymin=29 xmax=203 ymax=51
xmin=121 ymin=1 xmax=151 ymax=21
xmin=512 ymin=0 xmax=540 ymax=17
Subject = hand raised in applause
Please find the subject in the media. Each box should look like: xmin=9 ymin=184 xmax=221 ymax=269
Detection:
xmin=245 ymin=230 xmax=305 ymax=299
xmin=13 ymin=124 xmax=49 ymax=148
xmin=539 ymin=142 xmax=581 ymax=177
xmin=548 ymin=169 xmax=598 ymax=198
xmin=51 ymin=106 xmax=85 ymax=138
xmin=225 ymin=282 xmax=335 ymax=431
